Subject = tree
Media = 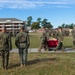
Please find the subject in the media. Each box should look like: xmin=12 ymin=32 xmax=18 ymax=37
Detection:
xmin=41 ymin=18 xmax=47 ymax=28
xmin=58 ymin=23 xmax=75 ymax=29
xmin=44 ymin=22 xmax=53 ymax=28
xmin=69 ymin=23 xmax=74 ymax=29
xmin=31 ymin=22 xmax=40 ymax=29
xmin=62 ymin=23 xmax=65 ymax=28
xmin=26 ymin=16 xmax=32 ymax=26
xmin=58 ymin=26 xmax=62 ymax=28
xmin=65 ymin=24 xmax=69 ymax=28
xmin=37 ymin=17 xmax=41 ymax=23
xmin=37 ymin=17 xmax=41 ymax=27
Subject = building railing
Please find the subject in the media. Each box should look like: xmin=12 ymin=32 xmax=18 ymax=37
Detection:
xmin=0 ymin=24 xmax=23 ymax=26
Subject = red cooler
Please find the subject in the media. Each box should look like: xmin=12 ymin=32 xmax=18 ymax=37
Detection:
xmin=47 ymin=39 xmax=58 ymax=48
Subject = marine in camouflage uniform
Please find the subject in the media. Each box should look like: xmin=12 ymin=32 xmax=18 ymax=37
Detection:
xmin=54 ymin=27 xmax=64 ymax=52
xmin=0 ymin=26 xmax=12 ymax=70
xmin=38 ymin=32 xmax=47 ymax=52
xmin=45 ymin=29 xmax=50 ymax=50
xmin=52 ymin=29 xmax=56 ymax=38
xmin=46 ymin=30 xmax=50 ymax=40
xmin=72 ymin=26 xmax=75 ymax=49
xmin=55 ymin=29 xmax=58 ymax=40
xmin=15 ymin=27 xmax=30 ymax=67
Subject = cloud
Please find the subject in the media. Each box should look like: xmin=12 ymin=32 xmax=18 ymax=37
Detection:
xmin=0 ymin=0 xmax=74 ymax=9
xmin=56 ymin=5 xmax=71 ymax=8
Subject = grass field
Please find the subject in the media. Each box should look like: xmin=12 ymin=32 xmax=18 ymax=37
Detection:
xmin=0 ymin=53 xmax=75 ymax=75
xmin=12 ymin=32 xmax=74 ymax=48
xmin=0 ymin=33 xmax=75 ymax=75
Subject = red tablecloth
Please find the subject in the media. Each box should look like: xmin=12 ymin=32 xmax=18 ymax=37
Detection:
xmin=47 ymin=39 xmax=58 ymax=48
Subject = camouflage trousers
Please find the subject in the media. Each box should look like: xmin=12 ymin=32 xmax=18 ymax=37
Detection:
xmin=19 ymin=48 xmax=28 ymax=65
xmin=39 ymin=43 xmax=47 ymax=51
xmin=55 ymin=40 xmax=64 ymax=51
xmin=0 ymin=50 xmax=9 ymax=68
xmin=73 ymin=39 xmax=75 ymax=48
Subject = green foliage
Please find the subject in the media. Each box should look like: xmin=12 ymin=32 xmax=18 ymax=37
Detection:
xmin=37 ymin=17 xmax=41 ymax=23
xmin=58 ymin=23 xmax=74 ymax=29
xmin=44 ymin=22 xmax=53 ymax=28
xmin=41 ymin=18 xmax=47 ymax=27
xmin=31 ymin=22 xmax=40 ymax=29
xmin=26 ymin=17 xmax=54 ymax=28
xmin=26 ymin=16 xmax=33 ymax=26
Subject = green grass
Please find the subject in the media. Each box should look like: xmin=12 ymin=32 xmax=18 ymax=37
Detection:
xmin=0 ymin=53 xmax=75 ymax=75
xmin=12 ymin=33 xmax=74 ymax=48
xmin=12 ymin=37 xmax=16 ymax=48
xmin=0 ymin=33 xmax=74 ymax=75
xmin=63 ymin=36 xmax=73 ymax=48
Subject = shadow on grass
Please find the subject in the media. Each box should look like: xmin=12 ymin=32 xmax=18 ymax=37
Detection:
xmin=27 ymin=57 xmax=57 ymax=66
xmin=8 ymin=63 xmax=20 ymax=69
xmin=8 ymin=57 xmax=57 ymax=69
xmin=27 ymin=59 xmax=40 ymax=65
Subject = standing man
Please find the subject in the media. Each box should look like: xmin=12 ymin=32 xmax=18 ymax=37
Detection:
xmin=54 ymin=28 xmax=58 ymax=40
xmin=72 ymin=25 xmax=75 ymax=49
xmin=54 ymin=27 xmax=64 ymax=52
xmin=38 ymin=32 xmax=47 ymax=52
xmin=0 ymin=26 xmax=12 ymax=70
xmin=15 ymin=27 xmax=30 ymax=67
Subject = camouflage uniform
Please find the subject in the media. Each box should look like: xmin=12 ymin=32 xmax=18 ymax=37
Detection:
xmin=46 ymin=31 xmax=50 ymax=40
xmin=0 ymin=32 xmax=12 ymax=69
xmin=72 ymin=29 xmax=75 ymax=49
xmin=45 ymin=30 xmax=50 ymax=50
xmin=52 ymin=30 xmax=56 ymax=38
xmin=53 ymin=29 xmax=58 ymax=40
xmin=54 ymin=29 xmax=64 ymax=51
xmin=39 ymin=32 xmax=47 ymax=51
xmin=15 ymin=30 xmax=30 ymax=66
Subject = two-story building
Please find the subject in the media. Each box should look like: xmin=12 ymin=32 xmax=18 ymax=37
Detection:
xmin=0 ymin=18 xmax=25 ymax=36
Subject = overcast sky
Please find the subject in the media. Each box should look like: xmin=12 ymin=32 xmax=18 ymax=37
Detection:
xmin=0 ymin=0 xmax=75 ymax=28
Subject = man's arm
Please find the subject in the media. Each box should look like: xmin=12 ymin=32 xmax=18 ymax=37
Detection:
xmin=27 ymin=33 xmax=30 ymax=48
xmin=8 ymin=32 xmax=12 ymax=50
xmin=15 ymin=34 xmax=19 ymax=48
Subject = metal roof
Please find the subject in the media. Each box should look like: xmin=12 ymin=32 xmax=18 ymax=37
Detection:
xmin=0 ymin=18 xmax=23 ymax=21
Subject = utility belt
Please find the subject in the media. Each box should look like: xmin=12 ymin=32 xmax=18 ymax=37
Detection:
xmin=19 ymin=41 xmax=27 ymax=49
xmin=19 ymin=41 xmax=27 ymax=43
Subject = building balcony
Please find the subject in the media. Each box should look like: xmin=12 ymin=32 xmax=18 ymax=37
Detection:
xmin=0 ymin=28 xmax=20 ymax=30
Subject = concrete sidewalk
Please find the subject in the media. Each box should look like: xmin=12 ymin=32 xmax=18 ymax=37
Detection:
xmin=10 ymin=48 xmax=75 ymax=53
xmin=10 ymin=48 xmax=39 ymax=53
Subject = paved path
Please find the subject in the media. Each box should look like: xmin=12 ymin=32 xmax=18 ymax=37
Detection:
xmin=10 ymin=48 xmax=75 ymax=53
